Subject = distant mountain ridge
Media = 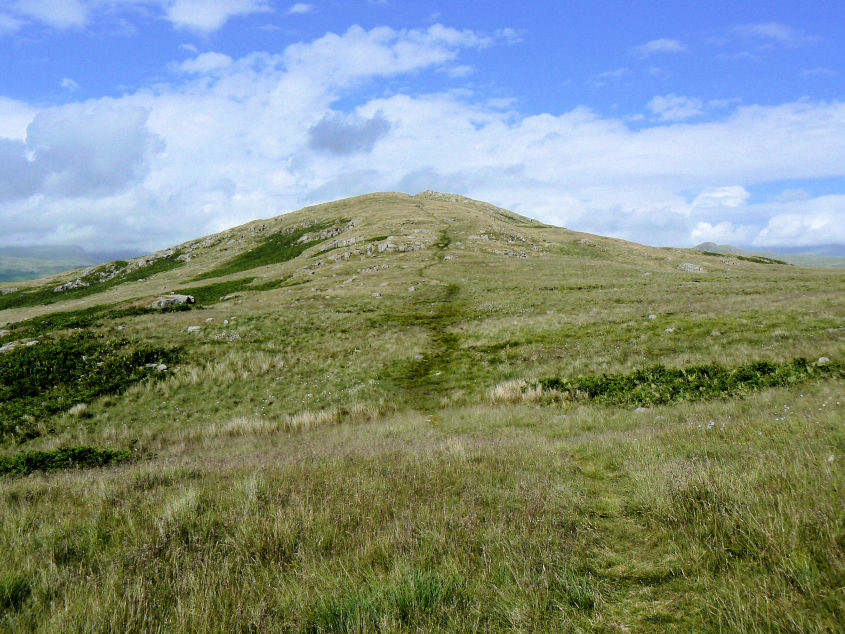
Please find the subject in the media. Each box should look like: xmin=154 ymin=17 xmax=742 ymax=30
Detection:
xmin=694 ymin=242 xmax=845 ymax=269
xmin=0 ymin=245 xmax=141 ymax=282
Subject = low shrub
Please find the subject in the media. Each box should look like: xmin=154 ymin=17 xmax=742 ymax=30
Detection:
xmin=0 ymin=446 xmax=133 ymax=476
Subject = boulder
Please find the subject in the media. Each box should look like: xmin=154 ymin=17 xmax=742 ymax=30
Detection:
xmin=151 ymin=294 xmax=195 ymax=308
xmin=186 ymin=326 xmax=202 ymax=333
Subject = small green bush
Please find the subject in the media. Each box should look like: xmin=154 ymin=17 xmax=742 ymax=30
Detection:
xmin=0 ymin=446 xmax=133 ymax=476
xmin=539 ymin=358 xmax=842 ymax=406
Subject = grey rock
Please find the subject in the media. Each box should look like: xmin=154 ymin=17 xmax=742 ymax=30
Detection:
xmin=1 ymin=288 xmax=17 ymax=295
xmin=151 ymin=294 xmax=195 ymax=308
xmin=186 ymin=326 xmax=202 ymax=333
xmin=816 ymin=356 xmax=831 ymax=366
xmin=54 ymin=278 xmax=90 ymax=292
xmin=677 ymin=263 xmax=705 ymax=272
xmin=664 ymin=327 xmax=675 ymax=333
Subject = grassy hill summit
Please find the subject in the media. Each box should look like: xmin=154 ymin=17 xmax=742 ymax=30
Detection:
xmin=1 ymin=191 xmax=844 ymax=631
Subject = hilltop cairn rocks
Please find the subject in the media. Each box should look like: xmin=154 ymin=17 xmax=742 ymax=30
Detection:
xmin=151 ymin=294 xmax=195 ymax=308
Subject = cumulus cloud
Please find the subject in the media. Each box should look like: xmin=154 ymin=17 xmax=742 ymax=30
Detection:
xmin=9 ymin=0 xmax=88 ymax=30
xmin=177 ymin=51 xmax=234 ymax=73
xmin=308 ymin=111 xmax=391 ymax=155
xmin=0 ymin=102 xmax=163 ymax=202
xmin=1 ymin=24 xmax=844 ymax=252
xmin=647 ymin=94 xmax=704 ymax=121
xmin=1 ymin=0 xmax=272 ymax=34
xmin=635 ymin=38 xmax=685 ymax=57
xmin=287 ymin=3 xmax=313 ymax=15
xmin=690 ymin=221 xmax=755 ymax=245
xmin=60 ymin=77 xmax=80 ymax=91
xmin=163 ymin=0 xmax=272 ymax=31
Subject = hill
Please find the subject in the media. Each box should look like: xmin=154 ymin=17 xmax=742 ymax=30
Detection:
xmin=695 ymin=241 xmax=845 ymax=269
xmin=0 ymin=245 xmax=95 ymax=283
xmin=1 ymin=191 xmax=844 ymax=632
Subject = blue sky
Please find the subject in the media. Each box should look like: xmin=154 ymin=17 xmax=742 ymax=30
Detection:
xmin=1 ymin=1 xmax=843 ymax=253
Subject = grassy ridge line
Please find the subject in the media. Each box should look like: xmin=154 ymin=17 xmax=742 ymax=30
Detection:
xmin=533 ymin=358 xmax=842 ymax=406
xmin=0 ymin=446 xmax=133 ymax=476
xmin=193 ymin=219 xmax=348 ymax=281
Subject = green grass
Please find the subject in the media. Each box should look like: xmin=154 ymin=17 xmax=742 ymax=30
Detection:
xmin=194 ymin=220 xmax=348 ymax=281
xmin=0 ymin=336 xmax=180 ymax=442
xmin=538 ymin=358 xmax=843 ymax=406
xmin=2 ymin=303 xmax=191 ymax=342
xmin=0 ymin=446 xmax=133 ymax=476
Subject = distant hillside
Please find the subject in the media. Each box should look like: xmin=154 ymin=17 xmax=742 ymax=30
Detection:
xmin=695 ymin=241 xmax=845 ymax=268
xmin=0 ymin=245 xmax=139 ymax=282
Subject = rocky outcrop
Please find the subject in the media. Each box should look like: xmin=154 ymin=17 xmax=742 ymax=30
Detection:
xmin=677 ymin=263 xmax=705 ymax=272
xmin=54 ymin=279 xmax=90 ymax=292
xmin=151 ymin=294 xmax=195 ymax=308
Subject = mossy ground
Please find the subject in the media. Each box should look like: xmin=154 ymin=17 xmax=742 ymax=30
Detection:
xmin=1 ymin=192 xmax=843 ymax=631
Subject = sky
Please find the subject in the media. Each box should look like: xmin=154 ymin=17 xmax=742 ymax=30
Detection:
xmin=0 ymin=1 xmax=844 ymax=254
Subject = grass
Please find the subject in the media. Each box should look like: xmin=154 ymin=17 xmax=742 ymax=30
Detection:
xmin=0 ymin=335 xmax=180 ymax=442
xmin=1 ymin=191 xmax=843 ymax=632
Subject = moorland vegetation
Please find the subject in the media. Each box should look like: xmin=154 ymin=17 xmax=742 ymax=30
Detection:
xmin=1 ymin=191 xmax=842 ymax=632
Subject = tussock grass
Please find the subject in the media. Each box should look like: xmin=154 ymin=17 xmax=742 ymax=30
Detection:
xmin=187 ymin=400 xmax=394 ymax=441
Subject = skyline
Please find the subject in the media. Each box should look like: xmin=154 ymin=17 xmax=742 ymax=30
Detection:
xmin=1 ymin=0 xmax=843 ymax=253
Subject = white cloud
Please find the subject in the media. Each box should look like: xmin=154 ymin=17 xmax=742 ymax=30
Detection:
xmin=0 ymin=97 xmax=36 ymax=140
xmin=753 ymin=196 xmax=845 ymax=247
xmin=690 ymin=221 xmax=754 ymax=245
xmin=177 ymin=51 xmax=233 ymax=73
xmin=647 ymin=94 xmax=703 ymax=121
xmin=1 ymin=24 xmax=844 ymax=252
xmin=1 ymin=0 xmax=272 ymax=34
xmin=635 ymin=38 xmax=685 ymax=57
xmin=691 ymin=186 xmax=750 ymax=208
xmin=732 ymin=22 xmax=816 ymax=47
xmin=0 ymin=101 xmax=162 ymax=202
xmin=287 ymin=3 xmax=313 ymax=15
xmin=60 ymin=77 xmax=80 ymax=91
xmin=163 ymin=0 xmax=271 ymax=31
xmin=801 ymin=67 xmax=836 ymax=78
xmin=10 ymin=0 xmax=87 ymax=29
xmin=0 ymin=13 xmax=22 ymax=34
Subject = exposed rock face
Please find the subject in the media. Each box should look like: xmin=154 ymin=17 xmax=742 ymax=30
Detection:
xmin=151 ymin=294 xmax=195 ymax=308
xmin=54 ymin=279 xmax=90 ymax=292
xmin=677 ymin=263 xmax=705 ymax=272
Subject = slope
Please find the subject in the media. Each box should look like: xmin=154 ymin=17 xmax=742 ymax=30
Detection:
xmin=1 ymin=191 xmax=844 ymax=632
